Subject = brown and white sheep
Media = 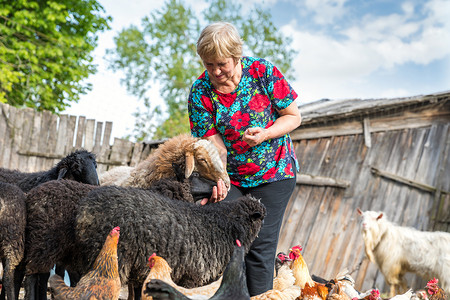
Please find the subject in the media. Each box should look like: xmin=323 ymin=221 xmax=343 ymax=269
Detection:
xmin=100 ymin=134 xmax=230 ymax=191
xmin=357 ymin=208 xmax=450 ymax=296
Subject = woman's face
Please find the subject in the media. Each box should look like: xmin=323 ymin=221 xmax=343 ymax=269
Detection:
xmin=202 ymin=57 xmax=238 ymax=86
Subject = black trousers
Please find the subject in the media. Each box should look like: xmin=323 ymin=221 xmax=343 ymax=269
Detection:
xmin=223 ymin=173 xmax=296 ymax=296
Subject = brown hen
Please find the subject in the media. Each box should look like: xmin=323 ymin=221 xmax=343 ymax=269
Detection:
xmin=49 ymin=226 xmax=121 ymax=300
xmin=141 ymin=253 xmax=222 ymax=299
xmin=426 ymin=278 xmax=447 ymax=300
xmin=289 ymin=245 xmax=329 ymax=300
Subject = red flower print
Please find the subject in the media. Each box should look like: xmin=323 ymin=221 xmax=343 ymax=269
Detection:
xmin=275 ymin=146 xmax=286 ymax=161
xmin=224 ymin=128 xmax=240 ymax=140
xmin=285 ymin=163 xmax=294 ymax=176
xmin=189 ymin=119 xmax=194 ymax=130
xmin=249 ymin=94 xmax=270 ymax=112
xmin=201 ymin=95 xmax=214 ymax=113
xmin=199 ymin=72 xmax=206 ymax=79
xmin=233 ymin=140 xmax=250 ymax=154
xmin=231 ymin=179 xmax=241 ymax=187
xmin=262 ymin=167 xmax=277 ymax=180
xmin=230 ymin=111 xmax=250 ymax=130
xmin=265 ymin=120 xmax=274 ymax=129
xmin=237 ymin=163 xmax=260 ymax=175
xmin=249 ymin=61 xmax=266 ymax=78
xmin=218 ymin=93 xmax=236 ymax=107
xmin=205 ymin=128 xmax=218 ymax=137
xmin=273 ymin=79 xmax=290 ymax=99
xmin=273 ymin=67 xmax=283 ymax=78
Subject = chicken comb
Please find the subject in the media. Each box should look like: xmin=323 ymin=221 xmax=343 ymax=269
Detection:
xmin=148 ymin=253 xmax=157 ymax=262
xmin=111 ymin=226 xmax=120 ymax=234
xmin=236 ymin=239 xmax=241 ymax=247
xmin=291 ymin=245 xmax=302 ymax=252
xmin=427 ymin=278 xmax=438 ymax=285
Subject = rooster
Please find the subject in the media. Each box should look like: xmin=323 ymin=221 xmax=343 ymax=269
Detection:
xmin=49 ymin=226 xmax=121 ymax=300
xmin=356 ymin=289 xmax=381 ymax=300
xmin=250 ymin=252 xmax=301 ymax=300
xmin=288 ymin=245 xmax=329 ymax=300
xmin=426 ymin=278 xmax=447 ymax=300
xmin=143 ymin=239 xmax=250 ymax=300
xmin=141 ymin=253 xmax=222 ymax=299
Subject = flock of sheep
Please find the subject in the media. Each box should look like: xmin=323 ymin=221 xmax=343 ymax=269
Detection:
xmin=0 ymin=133 xmax=449 ymax=300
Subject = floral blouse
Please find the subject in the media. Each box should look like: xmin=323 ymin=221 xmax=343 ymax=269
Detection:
xmin=188 ymin=56 xmax=299 ymax=188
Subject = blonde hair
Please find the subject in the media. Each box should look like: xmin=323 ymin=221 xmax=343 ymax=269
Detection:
xmin=196 ymin=22 xmax=243 ymax=62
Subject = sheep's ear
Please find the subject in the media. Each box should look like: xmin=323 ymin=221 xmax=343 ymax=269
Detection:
xmin=185 ymin=152 xmax=195 ymax=178
xmin=356 ymin=208 xmax=363 ymax=215
xmin=376 ymin=213 xmax=383 ymax=220
xmin=172 ymin=163 xmax=185 ymax=181
xmin=250 ymin=212 xmax=263 ymax=221
xmin=57 ymin=168 xmax=68 ymax=180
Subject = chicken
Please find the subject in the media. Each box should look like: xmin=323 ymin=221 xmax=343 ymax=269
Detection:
xmin=358 ymin=289 xmax=381 ymax=300
xmin=141 ymin=253 xmax=222 ymax=299
xmin=251 ymin=252 xmax=301 ymax=300
xmin=143 ymin=239 xmax=250 ymax=300
xmin=426 ymin=278 xmax=447 ymax=300
xmin=389 ymin=289 xmax=414 ymax=300
xmin=288 ymin=245 xmax=329 ymax=300
xmin=49 ymin=226 xmax=121 ymax=300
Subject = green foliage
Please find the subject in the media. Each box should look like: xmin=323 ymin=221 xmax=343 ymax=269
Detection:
xmin=108 ymin=0 xmax=297 ymax=141
xmin=0 ymin=0 xmax=111 ymax=112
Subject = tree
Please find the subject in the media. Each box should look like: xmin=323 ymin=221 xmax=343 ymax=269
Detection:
xmin=107 ymin=0 xmax=297 ymax=141
xmin=0 ymin=0 xmax=111 ymax=112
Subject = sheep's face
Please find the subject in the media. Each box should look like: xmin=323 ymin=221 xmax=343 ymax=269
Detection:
xmin=57 ymin=150 xmax=100 ymax=186
xmin=188 ymin=172 xmax=216 ymax=201
xmin=188 ymin=140 xmax=230 ymax=190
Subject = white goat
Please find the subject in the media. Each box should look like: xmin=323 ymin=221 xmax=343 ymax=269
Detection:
xmin=357 ymin=208 xmax=450 ymax=297
xmin=100 ymin=134 xmax=230 ymax=189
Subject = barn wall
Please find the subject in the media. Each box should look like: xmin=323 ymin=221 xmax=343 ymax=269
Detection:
xmin=278 ymin=102 xmax=450 ymax=292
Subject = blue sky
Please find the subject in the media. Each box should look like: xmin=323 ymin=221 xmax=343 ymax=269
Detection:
xmin=65 ymin=0 xmax=450 ymax=141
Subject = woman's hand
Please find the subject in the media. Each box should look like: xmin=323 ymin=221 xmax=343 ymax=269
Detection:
xmin=243 ymin=127 xmax=269 ymax=147
xmin=200 ymin=178 xmax=228 ymax=205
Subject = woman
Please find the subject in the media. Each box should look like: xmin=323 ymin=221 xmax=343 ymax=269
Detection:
xmin=188 ymin=21 xmax=301 ymax=296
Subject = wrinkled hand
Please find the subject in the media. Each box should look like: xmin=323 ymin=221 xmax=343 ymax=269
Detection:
xmin=200 ymin=178 xmax=228 ymax=205
xmin=242 ymin=127 xmax=268 ymax=147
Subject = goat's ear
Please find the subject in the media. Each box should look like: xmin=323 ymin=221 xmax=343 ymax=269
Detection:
xmin=356 ymin=208 xmax=362 ymax=215
xmin=57 ymin=168 xmax=68 ymax=180
xmin=185 ymin=152 xmax=195 ymax=178
xmin=377 ymin=213 xmax=383 ymax=220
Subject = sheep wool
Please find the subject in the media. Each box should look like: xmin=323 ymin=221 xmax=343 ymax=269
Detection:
xmin=72 ymin=186 xmax=266 ymax=290
xmin=0 ymin=182 xmax=26 ymax=300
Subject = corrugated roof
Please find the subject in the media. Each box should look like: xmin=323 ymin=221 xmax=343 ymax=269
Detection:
xmin=298 ymin=90 xmax=450 ymax=124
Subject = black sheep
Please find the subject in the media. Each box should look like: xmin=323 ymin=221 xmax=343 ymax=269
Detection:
xmin=0 ymin=182 xmax=26 ymax=300
xmin=69 ymin=186 xmax=265 ymax=299
xmin=21 ymin=172 xmax=217 ymax=300
xmin=0 ymin=149 xmax=99 ymax=192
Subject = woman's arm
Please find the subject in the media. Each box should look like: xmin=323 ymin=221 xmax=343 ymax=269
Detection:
xmin=243 ymin=101 xmax=301 ymax=147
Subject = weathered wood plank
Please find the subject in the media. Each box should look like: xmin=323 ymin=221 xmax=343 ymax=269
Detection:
xmin=0 ymin=104 xmax=14 ymax=168
xmin=18 ymin=107 xmax=35 ymax=172
xmin=55 ymin=115 xmax=68 ymax=156
xmin=75 ymin=116 xmax=86 ymax=149
xmin=84 ymin=119 xmax=95 ymax=151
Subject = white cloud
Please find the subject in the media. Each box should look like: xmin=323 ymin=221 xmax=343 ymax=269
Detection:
xmin=303 ymin=0 xmax=349 ymax=25
xmin=283 ymin=0 xmax=450 ymax=102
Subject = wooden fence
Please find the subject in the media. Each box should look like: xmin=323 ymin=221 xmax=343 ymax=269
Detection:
xmin=0 ymin=102 xmax=155 ymax=174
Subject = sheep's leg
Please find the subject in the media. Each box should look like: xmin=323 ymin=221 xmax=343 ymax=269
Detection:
xmin=133 ymin=284 xmax=142 ymax=300
xmin=127 ymin=282 xmax=134 ymax=299
xmin=24 ymin=275 xmax=37 ymax=300
xmin=2 ymin=260 xmax=16 ymax=300
xmin=37 ymin=272 xmax=50 ymax=300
